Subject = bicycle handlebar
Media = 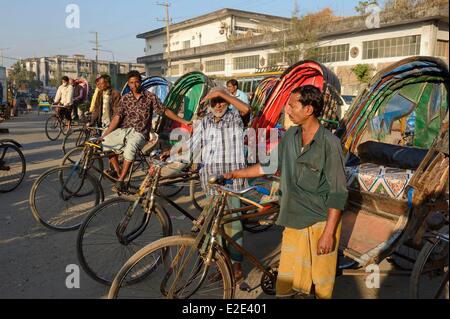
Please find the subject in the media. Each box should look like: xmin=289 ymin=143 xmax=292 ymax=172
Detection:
xmin=208 ymin=175 xmax=272 ymax=196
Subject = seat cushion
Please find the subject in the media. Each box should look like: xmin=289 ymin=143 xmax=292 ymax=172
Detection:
xmin=357 ymin=141 xmax=428 ymax=170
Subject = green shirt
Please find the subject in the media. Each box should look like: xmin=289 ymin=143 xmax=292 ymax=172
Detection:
xmin=262 ymin=124 xmax=348 ymax=230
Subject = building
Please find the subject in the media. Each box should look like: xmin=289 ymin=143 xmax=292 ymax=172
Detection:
xmin=22 ymin=55 xmax=145 ymax=89
xmin=0 ymin=66 xmax=6 ymax=104
xmin=137 ymin=8 xmax=290 ymax=76
xmin=137 ymin=5 xmax=449 ymax=95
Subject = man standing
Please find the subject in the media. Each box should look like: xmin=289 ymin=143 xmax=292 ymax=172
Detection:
xmin=226 ymin=79 xmax=249 ymax=107
xmin=182 ymin=87 xmax=251 ymax=282
xmin=101 ymin=70 xmax=189 ymax=192
xmin=54 ymin=76 xmax=73 ymax=131
xmin=226 ymin=79 xmax=250 ymax=125
xmin=224 ymin=85 xmax=348 ymax=299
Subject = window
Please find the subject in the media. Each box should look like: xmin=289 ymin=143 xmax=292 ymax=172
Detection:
xmin=268 ymin=53 xmax=283 ymax=66
xmin=205 ymin=59 xmax=225 ymax=72
xmin=234 ymin=26 xmax=264 ymax=34
xmin=183 ymin=40 xmax=191 ymax=49
xmin=170 ymin=64 xmax=180 ymax=75
xmin=363 ymin=35 xmax=421 ymax=59
xmin=436 ymin=40 xmax=449 ymax=62
xmin=313 ymin=44 xmax=350 ymax=63
xmin=183 ymin=63 xmax=199 ymax=73
xmin=233 ymin=55 xmax=259 ymax=70
xmin=268 ymin=52 xmax=299 ymax=66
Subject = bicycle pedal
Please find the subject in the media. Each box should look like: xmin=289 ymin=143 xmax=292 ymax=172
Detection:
xmin=239 ymin=281 xmax=260 ymax=293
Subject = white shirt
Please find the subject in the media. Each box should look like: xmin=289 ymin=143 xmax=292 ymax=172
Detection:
xmin=101 ymin=90 xmax=111 ymax=127
xmin=54 ymin=84 xmax=73 ymax=107
xmin=229 ymin=89 xmax=249 ymax=111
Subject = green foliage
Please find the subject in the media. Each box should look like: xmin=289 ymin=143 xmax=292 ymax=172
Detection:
xmin=10 ymin=62 xmax=42 ymax=90
xmin=351 ymin=64 xmax=374 ymax=83
xmin=355 ymin=1 xmax=380 ymax=15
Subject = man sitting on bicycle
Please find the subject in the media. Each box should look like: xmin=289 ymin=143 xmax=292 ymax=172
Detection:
xmin=54 ymin=76 xmax=74 ymax=132
xmin=89 ymin=74 xmax=121 ymax=131
xmin=101 ymin=70 xmax=189 ymax=193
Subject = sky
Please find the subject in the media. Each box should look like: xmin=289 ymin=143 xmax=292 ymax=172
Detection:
xmin=0 ymin=0 xmax=387 ymax=68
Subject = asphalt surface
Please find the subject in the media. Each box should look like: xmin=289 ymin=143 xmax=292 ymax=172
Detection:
xmin=0 ymin=111 xmax=416 ymax=299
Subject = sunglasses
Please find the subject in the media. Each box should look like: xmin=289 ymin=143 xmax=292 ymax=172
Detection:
xmin=210 ymin=97 xmax=227 ymax=108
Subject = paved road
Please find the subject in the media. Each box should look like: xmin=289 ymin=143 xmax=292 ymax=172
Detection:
xmin=0 ymin=112 xmax=414 ymax=299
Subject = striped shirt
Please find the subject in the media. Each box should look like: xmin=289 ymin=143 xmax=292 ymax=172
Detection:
xmin=190 ymin=109 xmax=247 ymax=195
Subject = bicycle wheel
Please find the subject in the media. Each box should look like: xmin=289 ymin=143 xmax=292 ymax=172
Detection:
xmin=410 ymin=236 xmax=449 ymax=299
xmin=190 ymin=179 xmax=207 ymax=212
xmin=62 ymin=128 xmax=89 ymax=155
xmin=0 ymin=143 xmax=26 ymax=193
xmin=108 ymin=236 xmax=234 ymax=299
xmin=157 ymin=162 xmax=190 ymax=197
xmin=45 ymin=115 xmax=62 ymax=141
xmin=29 ymin=165 xmax=101 ymax=231
xmin=242 ymin=201 xmax=276 ymax=233
xmin=61 ymin=146 xmax=104 ymax=181
xmin=77 ymin=197 xmax=172 ymax=285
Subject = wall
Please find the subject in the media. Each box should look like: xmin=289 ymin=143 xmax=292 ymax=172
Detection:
xmin=146 ymin=34 xmax=166 ymax=56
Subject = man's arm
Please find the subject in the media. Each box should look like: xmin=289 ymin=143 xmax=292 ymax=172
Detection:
xmin=101 ymin=114 xmax=121 ymax=138
xmin=201 ymin=89 xmax=250 ymax=117
xmin=164 ymin=108 xmax=191 ymax=126
xmin=317 ymin=137 xmax=348 ymax=255
xmin=223 ymin=163 xmax=266 ymax=180
xmin=317 ymin=208 xmax=342 ymax=255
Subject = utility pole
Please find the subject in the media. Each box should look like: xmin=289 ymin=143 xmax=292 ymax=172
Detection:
xmin=90 ymin=32 xmax=101 ymax=77
xmin=157 ymin=1 xmax=172 ymax=76
xmin=0 ymin=48 xmax=10 ymax=67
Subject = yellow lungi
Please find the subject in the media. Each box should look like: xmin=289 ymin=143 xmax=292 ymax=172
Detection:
xmin=276 ymin=221 xmax=341 ymax=299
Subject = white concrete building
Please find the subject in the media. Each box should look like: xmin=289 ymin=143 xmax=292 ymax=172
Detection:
xmin=137 ymin=6 xmax=449 ymax=95
xmin=23 ymin=55 xmax=145 ymax=89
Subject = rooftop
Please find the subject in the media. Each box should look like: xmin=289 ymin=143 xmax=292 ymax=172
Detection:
xmin=137 ymin=8 xmax=291 ymax=39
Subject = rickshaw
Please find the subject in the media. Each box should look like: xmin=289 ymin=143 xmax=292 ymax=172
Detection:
xmin=337 ymin=56 xmax=449 ymax=298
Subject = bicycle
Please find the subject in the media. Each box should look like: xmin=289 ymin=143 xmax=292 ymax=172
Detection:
xmin=410 ymin=226 xmax=449 ymax=299
xmin=45 ymin=105 xmax=73 ymax=141
xmin=61 ymin=113 xmax=96 ymax=155
xmin=0 ymin=139 xmax=26 ymax=193
xmin=107 ymin=175 xmax=280 ymax=299
xmin=29 ymin=137 xmax=155 ymax=231
xmin=45 ymin=105 xmax=90 ymax=141
xmin=76 ymin=153 xmax=207 ymax=285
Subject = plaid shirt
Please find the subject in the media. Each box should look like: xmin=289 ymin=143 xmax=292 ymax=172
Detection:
xmin=190 ymin=109 xmax=247 ymax=195
xmin=119 ymin=91 xmax=165 ymax=138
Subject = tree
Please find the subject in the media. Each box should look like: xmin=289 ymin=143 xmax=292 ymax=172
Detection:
xmin=9 ymin=62 xmax=42 ymax=90
xmin=273 ymin=7 xmax=335 ymax=65
xmin=355 ymin=1 xmax=380 ymax=15
xmin=351 ymin=64 xmax=374 ymax=84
